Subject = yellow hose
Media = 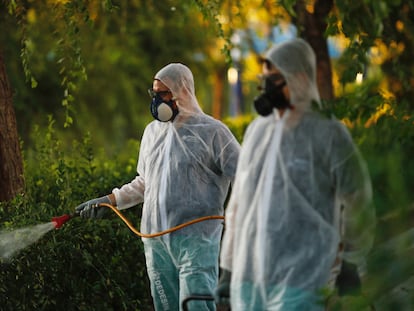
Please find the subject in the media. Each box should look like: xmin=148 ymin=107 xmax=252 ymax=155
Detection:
xmin=98 ymin=202 xmax=225 ymax=238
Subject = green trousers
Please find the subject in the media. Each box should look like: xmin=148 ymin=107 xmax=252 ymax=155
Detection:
xmin=143 ymin=234 xmax=219 ymax=311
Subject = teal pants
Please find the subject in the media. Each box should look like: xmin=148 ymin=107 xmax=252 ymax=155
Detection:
xmin=143 ymin=235 xmax=219 ymax=311
xmin=231 ymin=282 xmax=325 ymax=311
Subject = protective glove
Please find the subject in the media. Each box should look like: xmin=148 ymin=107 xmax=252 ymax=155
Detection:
xmin=214 ymin=269 xmax=231 ymax=306
xmin=335 ymin=260 xmax=362 ymax=296
xmin=75 ymin=195 xmax=111 ymax=219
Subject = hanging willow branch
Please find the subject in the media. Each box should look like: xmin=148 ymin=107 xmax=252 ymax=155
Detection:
xmin=193 ymin=0 xmax=232 ymax=65
xmin=4 ymin=0 xmax=118 ymax=127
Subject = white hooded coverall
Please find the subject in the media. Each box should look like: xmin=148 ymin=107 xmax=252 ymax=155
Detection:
xmin=219 ymin=38 xmax=375 ymax=310
xmin=113 ymin=63 xmax=240 ymax=311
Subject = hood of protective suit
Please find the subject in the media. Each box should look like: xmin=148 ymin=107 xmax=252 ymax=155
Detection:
xmin=264 ymin=38 xmax=320 ymax=112
xmin=154 ymin=63 xmax=203 ymax=118
xmin=112 ymin=62 xmax=240 ymax=240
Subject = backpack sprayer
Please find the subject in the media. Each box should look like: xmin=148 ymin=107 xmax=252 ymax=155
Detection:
xmin=51 ymin=203 xmax=224 ymax=238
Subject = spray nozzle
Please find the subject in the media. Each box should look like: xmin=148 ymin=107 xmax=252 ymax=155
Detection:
xmin=51 ymin=212 xmax=78 ymax=229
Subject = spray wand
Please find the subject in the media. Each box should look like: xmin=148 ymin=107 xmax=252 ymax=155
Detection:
xmin=51 ymin=211 xmax=80 ymax=229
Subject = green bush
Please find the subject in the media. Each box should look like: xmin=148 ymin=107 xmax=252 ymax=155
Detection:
xmin=0 ymin=118 xmax=153 ymax=311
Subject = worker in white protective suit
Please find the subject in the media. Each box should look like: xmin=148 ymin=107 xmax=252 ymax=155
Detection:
xmin=76 ymin=63 xmax=240 ymax=311
xmin=215 ymin=38 xmax=376 ymax=310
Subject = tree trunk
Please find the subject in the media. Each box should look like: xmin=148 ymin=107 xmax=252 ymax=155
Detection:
xmin=0 ymin=49 xmax=25 ymax=202
xmin=294 ymin=0 xmax=334 ymax=101
xmin=212 ymin=67 xmax=225 ymax=119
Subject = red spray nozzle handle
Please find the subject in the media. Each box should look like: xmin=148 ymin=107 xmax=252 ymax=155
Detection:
xmin=51 ymin=214 xmax=73 ymax=229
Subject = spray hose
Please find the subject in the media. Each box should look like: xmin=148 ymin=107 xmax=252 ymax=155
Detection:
xmin=94 ymin=203 xmax=224 ymax=238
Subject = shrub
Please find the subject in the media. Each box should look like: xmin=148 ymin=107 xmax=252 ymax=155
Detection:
xmin=0 ymin=118 xmax=153 ymax=311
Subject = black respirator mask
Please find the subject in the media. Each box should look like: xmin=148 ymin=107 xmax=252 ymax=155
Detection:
xmin=150 ymin=93 xmax=179 ymax=122
xmin=253 ymin=74 xmax=291 ymax=116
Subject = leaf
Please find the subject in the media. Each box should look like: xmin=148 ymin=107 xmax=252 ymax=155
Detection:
xmin=31 ymin=77 xmax=38 ymax=88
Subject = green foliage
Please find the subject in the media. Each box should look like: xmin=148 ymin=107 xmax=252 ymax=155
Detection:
xmin=326 ymin=294 xmax=374 ymax=311
xmin=330 ymin=84 xmax=414 ymax=219
xmin=5 ymin=0 xmax=97 ymax=127
xmin=1 ymin=0 xmax=224 ymax=152
xmin=0 ymin=220 xmax=152 ymax=311
xmin=0 ymin=117 xmax=152 ymax=310
xmin=223 ymin=114 xmax=254 ymax=143
xmin=194 ymin=0 xmax=232 ymax=64
xmin=278 ymin=0 xmax=297 ymax=17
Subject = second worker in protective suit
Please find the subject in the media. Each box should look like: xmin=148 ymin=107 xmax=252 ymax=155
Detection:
xmin=215 ymin=38 xmax=376 ymax=310
xmin=76 ymin=63 xmax=240 ymax=311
